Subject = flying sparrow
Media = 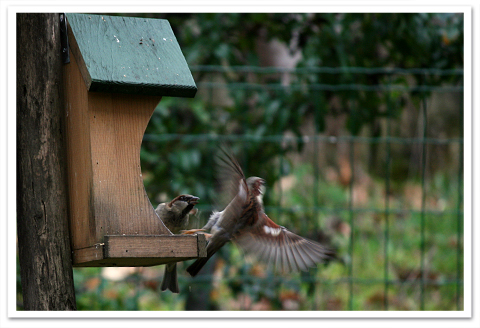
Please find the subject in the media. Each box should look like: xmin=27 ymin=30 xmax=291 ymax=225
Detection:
xmin=185 ymin=149 xmax=334 ymax=277
xmin=155 ymin=194 xmax=199 ymax=293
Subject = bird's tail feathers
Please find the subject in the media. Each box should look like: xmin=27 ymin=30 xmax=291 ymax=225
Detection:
xmin=161 ymin=263 xmax=179 ymax=293
xmin=186 ymin=238 xmax=227 ymax=276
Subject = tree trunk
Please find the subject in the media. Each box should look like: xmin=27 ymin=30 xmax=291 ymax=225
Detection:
xmin=17 ymin=13 xmax=76 ymax=310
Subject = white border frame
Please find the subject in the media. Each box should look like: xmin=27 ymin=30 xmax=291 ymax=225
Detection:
xmin=1 ymin=1 xmax=475 ymax=327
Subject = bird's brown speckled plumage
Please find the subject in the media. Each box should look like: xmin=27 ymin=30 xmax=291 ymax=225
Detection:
xmin=155 ymin=194 xmax=199 ymax=293
xmin=186 ymin=148 xmax=334 ymax=277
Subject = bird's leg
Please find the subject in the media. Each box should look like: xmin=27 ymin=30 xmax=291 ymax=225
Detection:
xmin=203 ymin=233 xmax=213 ymax=240
xmin=180 ymin=228 xmax=206 ymax=235
xmin=180 ymin=229 xmax=212 ymax=240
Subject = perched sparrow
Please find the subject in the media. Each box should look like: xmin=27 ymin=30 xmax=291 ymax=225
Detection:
xmin=155 ymin=194 xmax=199 ymax=293
xmin=185 ymin=150 xmax=334 ymax=277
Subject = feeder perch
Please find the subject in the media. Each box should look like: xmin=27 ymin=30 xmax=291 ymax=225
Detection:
xmin=63 ymin=13 xmax=206 ymax=267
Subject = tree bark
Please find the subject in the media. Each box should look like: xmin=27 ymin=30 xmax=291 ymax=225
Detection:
xmin=17 ymin=13 xmax=76 ymax=310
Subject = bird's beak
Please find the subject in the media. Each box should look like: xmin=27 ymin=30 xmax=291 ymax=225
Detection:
xmin=189 ymin=196 xmax=200 ymax=205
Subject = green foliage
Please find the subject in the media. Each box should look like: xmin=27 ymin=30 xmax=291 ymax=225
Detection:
xmin=136 ymin=13 xmax=464 ymax=311
xmin=69 ymin=169 xmax=462 ymax=311
xmin=139 ymin=13 xmax=463 ymax=203
xmin=163 ymin=13 xmax=463 ymax=133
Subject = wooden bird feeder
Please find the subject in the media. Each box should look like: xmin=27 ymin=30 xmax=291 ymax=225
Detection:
xmin=62 ymin=13 xmax=206 ymax=267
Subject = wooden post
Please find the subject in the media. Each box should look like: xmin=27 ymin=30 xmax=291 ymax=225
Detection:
xmin=17 ymin=13 xmax=76 ymax=310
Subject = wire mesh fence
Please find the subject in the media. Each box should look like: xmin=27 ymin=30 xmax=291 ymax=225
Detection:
xmin=71 ymin=65 xmax=462 ymax=311
xmin=139 ymin=65 xmax=464 ymax=310
xmin=142 ymin=65 xmax=463 ymax=310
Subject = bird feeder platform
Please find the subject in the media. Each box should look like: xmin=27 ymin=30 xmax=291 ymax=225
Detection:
xmin=63 ymin=13 xmax=205 ymax=267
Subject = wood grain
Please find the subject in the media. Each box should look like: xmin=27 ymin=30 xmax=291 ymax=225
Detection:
xmin=73 ymin=234 xmax=207 ymax=267
xmin=72 ymin=244 xmax=104 ymax=265
xmin=63 ymin=14 xmax=206 ymax=266
xmin=64 ymin=50 xmax=96 ymax=250
xmin=65 ymin=46 xmax=171 ymax=255
xmin=17 ymin=13 xmax=77 ymax=310
xmin=88 ymin=91 xmax=169 ymax=238
xmin=105 ymin=235 xmax=204 ymax=258
xmin=66 ymin=13 xmax=197 ymax=97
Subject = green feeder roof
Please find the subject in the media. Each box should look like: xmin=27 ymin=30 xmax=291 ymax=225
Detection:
xmin=66 ymin=13 xmax=197 ymax=97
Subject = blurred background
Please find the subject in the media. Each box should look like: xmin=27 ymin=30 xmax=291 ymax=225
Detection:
xmin=17 ymin=12 xmax=464 ymax=311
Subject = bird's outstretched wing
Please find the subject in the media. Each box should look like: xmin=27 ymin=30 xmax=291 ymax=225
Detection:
xmin=187 ymin=148 xmax=250 ymax=277
xmin=214 ymin=146 xmax=247 ymax=211
xmin=234 ymin=213 xmax=335 ymax=273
